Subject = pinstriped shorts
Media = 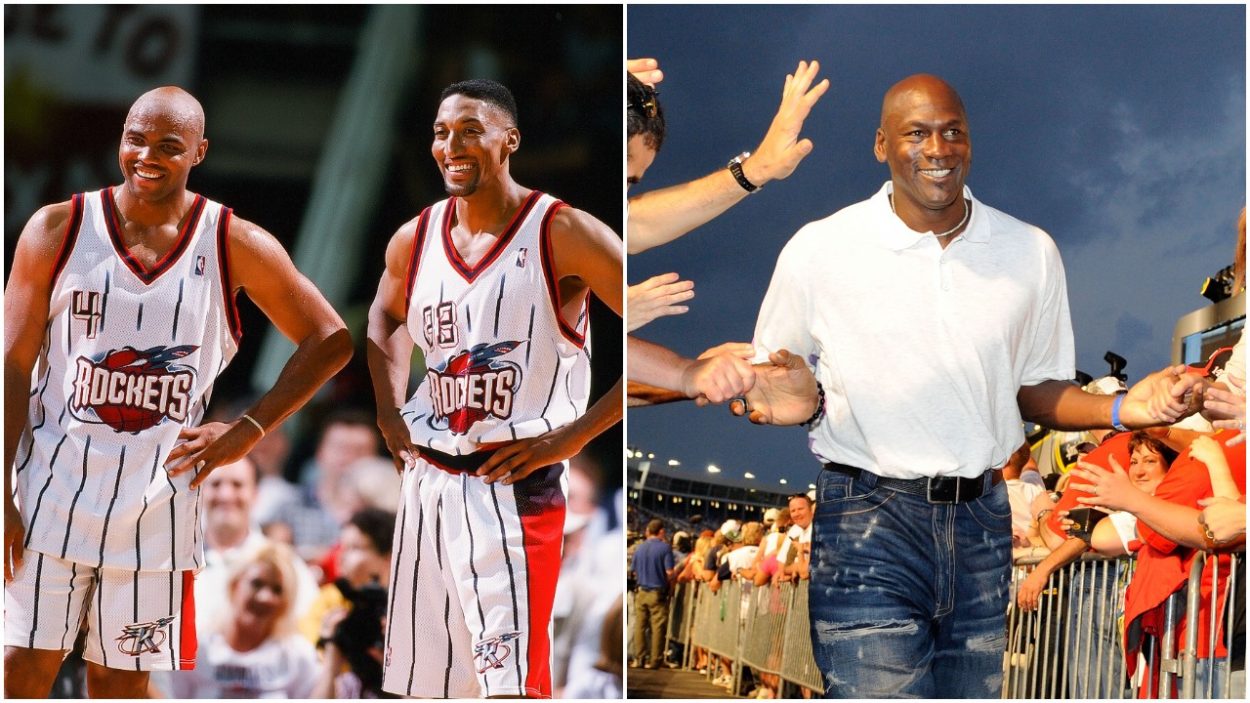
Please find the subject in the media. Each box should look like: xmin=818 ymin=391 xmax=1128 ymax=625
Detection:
xmin=3 ymin=550 xmax=196 ymax=671
xmin=381 ymin=457 xmax=566 ymax=699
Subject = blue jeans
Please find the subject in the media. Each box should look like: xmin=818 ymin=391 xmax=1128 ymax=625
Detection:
xmin=807 ymin=468 xmax=1013 ymax=698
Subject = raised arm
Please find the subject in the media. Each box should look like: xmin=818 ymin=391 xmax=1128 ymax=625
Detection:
xmin=477 ymin=206 xmax=622 ymax=484
xmin=4 ymin=202 xmax=73 ymax=581
xmin=627 ymin=60 xmax=828 ymax=254
xmin=366 ymin=218 xmax=422 ymax=472
xmin=166 ymin=216 xmax=352 ymax=487
xmin=1017 ymin=366 xmax=1198 ymax=432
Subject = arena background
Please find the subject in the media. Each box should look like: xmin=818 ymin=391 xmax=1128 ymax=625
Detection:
xmin=627 ymin=3 xmax=1246 ymax=493
xmin=5 ymin=4 xmax=623 ymax=504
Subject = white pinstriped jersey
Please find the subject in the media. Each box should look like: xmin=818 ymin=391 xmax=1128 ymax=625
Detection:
xmin=13 ymin=187 xmax=241 ymax=572
xmin=400 ymin=191 xmax=590 ymax=455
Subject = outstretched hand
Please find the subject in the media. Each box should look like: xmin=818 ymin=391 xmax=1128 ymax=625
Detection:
xmin=1118 ymin=364 xmax=1201 ymax=428
xmin=736 ymin=349 xmax=819 ymax=426
xmin=165 ymin=420 xmax=265 ymax=489
xmin=1204 ymin=372 xmax=1246 ymax=445
xmin=685 ymin=342 xmax=756 ymax=404
xmin=627 ymin=273 xmax=694 ymax=332
xmin=742 ymin=60 xmax=830 ymax=186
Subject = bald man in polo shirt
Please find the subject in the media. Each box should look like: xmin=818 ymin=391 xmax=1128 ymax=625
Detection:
xmin=739 ymin=74 xmax=1200 ymax=697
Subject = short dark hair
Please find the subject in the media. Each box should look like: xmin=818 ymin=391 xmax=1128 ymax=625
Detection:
xmin=787 ymin=493 xmax=814 ymax=506
xmin=645 ymin=518 xmax=665 ymax=536
xmin=348 ymin=508 xmax=397 ymax=555
xmin=627 ymin=74 xmax=665 ymax=152
xmin=1127 ymin=431 xmax=1178 ymax=470
xmin=440 ymin=79 xmax=518 ymax=126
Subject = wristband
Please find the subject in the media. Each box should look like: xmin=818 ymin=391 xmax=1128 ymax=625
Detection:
xmin=1110 ymin=393 xmax=1128 ymax=432
xmin=241 ymin=414 xmax=266 ymax=438
xmin=801 ymin=381 xmax=826 ymax=429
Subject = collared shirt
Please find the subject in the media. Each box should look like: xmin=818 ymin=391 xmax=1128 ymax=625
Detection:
xmin=754 ymin=182 xmax=1075 ymax=479
xmin=631 ymin=537 xmax=674 ymax=590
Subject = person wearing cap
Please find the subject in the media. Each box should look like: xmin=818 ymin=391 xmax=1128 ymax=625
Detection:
xmin=734 ymin=74 xmax=1201 ymax=697
xmin=629 ymin=519 xmax=674 ymax=670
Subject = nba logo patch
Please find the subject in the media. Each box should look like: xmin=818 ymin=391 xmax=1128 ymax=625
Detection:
xmin=515 ymin=248 xmax=528 ymax=268
xmin=194 ymin=256 xmax=206 ymax=276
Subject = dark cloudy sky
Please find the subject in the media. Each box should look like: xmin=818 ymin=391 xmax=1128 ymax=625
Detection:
xmin=626 ymin=4 xmax=1246 ymax=491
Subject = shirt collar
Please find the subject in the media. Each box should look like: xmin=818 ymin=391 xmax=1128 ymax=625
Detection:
xmin=875 ymin=181 xmax=989 ymax=251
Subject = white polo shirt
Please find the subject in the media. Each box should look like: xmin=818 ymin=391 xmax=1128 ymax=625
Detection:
xmin=753 ymin=182 xmax=1075 ymax=480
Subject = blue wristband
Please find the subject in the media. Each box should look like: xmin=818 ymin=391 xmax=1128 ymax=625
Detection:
xmin=1111 ymin=393 xmax=1128 ymax=432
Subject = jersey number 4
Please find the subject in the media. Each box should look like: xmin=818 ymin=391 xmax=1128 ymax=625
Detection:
xmin=422 ymin=302 xmax=458 ymax=349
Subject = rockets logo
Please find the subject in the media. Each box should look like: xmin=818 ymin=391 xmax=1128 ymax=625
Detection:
xmin=427 ymin=341 xmax=523 ymax=435
xmin=70 ymin=345 xmax=198 ymax=433
xmin=116 ymin=616 xmax=176 ymax=656
xmin=473 ymin=631 xmax=522 ymax=673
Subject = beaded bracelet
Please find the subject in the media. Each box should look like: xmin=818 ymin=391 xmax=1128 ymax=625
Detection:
xmin=801 ymin=381 xmax=826 ymax=429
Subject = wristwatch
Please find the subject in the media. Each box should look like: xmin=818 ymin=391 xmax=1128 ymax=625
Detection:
xmin=727 ymin=151 xmax=760 ymax=193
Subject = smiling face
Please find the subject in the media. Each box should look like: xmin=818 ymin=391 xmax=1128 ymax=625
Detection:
xmin=431 ymin=94 xmax=519 ymax=197
xmin=118 ymin=88 xmax=206 ymax=203
xmin=874 ymin=75 xmax=971 ymax=226
xmin=1128 ymin=444 xmax=1169 ymax=495
xmin=229 ymin=561 xmax=287 ymax=637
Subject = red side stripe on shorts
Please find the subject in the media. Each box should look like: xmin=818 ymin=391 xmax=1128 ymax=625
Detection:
xmin=520 ymin=495 xmax=565 ymax=697
xmin=180 ymin=570 xmax=197 ymax=669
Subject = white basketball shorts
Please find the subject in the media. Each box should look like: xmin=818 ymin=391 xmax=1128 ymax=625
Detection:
xmin=381 ymin=453 xmax=567 ymax=698
xmin=4 ymin=550 xmax=196 ymax=670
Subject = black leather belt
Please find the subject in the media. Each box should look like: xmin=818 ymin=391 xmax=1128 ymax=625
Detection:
xmin=823 ymin=462 xmax=1003 ymax=504
xmin=418 ymin=445 xmax=497 ymax=472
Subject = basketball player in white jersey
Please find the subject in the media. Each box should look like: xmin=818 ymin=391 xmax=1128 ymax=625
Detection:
xmin=3 ymin=87 xmax=352 ymax=698
xmin=366 ymin=79 xmax=622 ymax=698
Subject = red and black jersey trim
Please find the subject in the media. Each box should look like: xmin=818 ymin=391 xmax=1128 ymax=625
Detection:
xmin=102 ymin=187 xmax=206 ymax=285
xmin=215 ymin=207 xmax=244 ymax=343
xmin=50 ymin=193 xmax=85 ymax=288
xmin=403 ymin=207 xmax=433 ymax=319
xmin=538 ymin=201 xmax=588 ymax=347
xmin=442 ymin=190 xmax=542 ymax=283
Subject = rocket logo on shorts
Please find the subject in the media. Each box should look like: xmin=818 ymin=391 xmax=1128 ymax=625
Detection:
xmin=473 ymin=631 xmax=522 ymax=673
xmin=116 ymin=616 xmax=176 ymax=656
xmin=70 ymin=345 xmax=198 ymax=433
xmin=427 ymin=341 xmax=523 ymax=435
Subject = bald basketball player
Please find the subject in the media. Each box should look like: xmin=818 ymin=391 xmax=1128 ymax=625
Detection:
xmin=744 ymin=74 xmax=1198 ymax=697
xmin=4 ymin=87 xmax=351 ymax=697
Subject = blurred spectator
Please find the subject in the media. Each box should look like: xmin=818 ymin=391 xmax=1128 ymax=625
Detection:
xmin=671 ymin=530 xmax=692 ymax=564
xmin=306 ymin=508 xmax=395 ymax=699
xmin=678 ymin=530 xmax=716 ymax=584
xmin=196 ymin=457 xmax=319 ymax=635
xmin=630 ymin=519 xmax=674 ymax=669
xmin=271 ymin=410 xmax=382 ymax=560
xmin=753 ymin=508 xmax=792 ymax=586
xmin=780 ymin=495 xmax=813 ymax=581
xmin=563 ymin=595 xmax=624 ymax=699
xmin=154 ymin=543 xmax=317 ymax=698
xmin=1004 ymin=440 xmax=1045 ymax=548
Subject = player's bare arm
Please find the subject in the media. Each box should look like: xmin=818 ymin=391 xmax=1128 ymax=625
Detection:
xmin=3 ymin=202 xmax=73 ymax=582
xmin=477 ymin=206 xmax=622 ymax=485
xmin=366 ymin=218 xmax=422 ymax=472
xmin=1017 ymin=367 xmax=1195 ymax=431
xmin=165 ymin=216 xmax=351 ymax=487
xmin=627 ymin=60 xmax=829 ymax=254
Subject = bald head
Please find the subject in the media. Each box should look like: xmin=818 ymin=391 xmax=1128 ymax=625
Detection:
xmin=127 ymin=86 xmax=205 ymax=141
xmin=880 ymin=74 xmax=965 ymax=130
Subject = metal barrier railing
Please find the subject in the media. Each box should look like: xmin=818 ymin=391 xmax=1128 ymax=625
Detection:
xmin=663 ymin=549 xmax=1243 ymax=699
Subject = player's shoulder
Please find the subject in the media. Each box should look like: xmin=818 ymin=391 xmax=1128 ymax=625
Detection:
xmin=974 ymin=197 xmax=1057 ymax=251
xmin=19 ymin=198 xmax=81 ymax=255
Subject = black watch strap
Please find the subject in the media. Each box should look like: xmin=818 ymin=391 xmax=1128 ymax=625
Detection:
xmin=728 ymin=152 xmax=759 ymax=193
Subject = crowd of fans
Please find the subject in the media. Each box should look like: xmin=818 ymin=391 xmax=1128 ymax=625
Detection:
xmin=627 ymin=492 xmax=815 ymax=698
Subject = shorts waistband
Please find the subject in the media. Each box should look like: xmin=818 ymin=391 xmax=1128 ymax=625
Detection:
xmin=417 ymin=445 xmax=497 ymax=473
xmin=822 ymin=462 xmax=1003 ymax=504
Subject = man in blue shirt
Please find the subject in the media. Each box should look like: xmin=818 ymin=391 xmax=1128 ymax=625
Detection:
xmin=630 ymin=519 xmax=675 ymax=669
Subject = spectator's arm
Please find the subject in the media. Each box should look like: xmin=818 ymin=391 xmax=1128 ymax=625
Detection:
xmin=1016 ymin=537 xmax=1086 ymax=611
xmin=310 ymin=644 xmax=346 ymax=698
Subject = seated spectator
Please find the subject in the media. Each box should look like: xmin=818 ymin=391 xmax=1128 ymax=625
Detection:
xmin=306 ymin=508 xmax=396 ymax=699
xmin=196 ymin=457 xmax=319 ymax=635
xmin=155 ymin=543 xmax=317 ymax=698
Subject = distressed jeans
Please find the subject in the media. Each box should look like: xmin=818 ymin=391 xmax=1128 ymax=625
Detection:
xmin=807 ymin=467 xmax=1013 ymax=698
